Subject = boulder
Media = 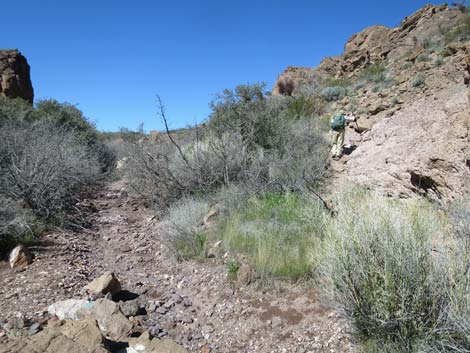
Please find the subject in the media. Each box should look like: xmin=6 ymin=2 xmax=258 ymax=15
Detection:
xmin=77 ymin=298 xmax=133 ymax=341
xmin=9 ymin=244 xmax=33 ymax=269
xmin=84 ymin=272 xmax=121 ymax=295
xmin=236 ymin=264 xmax=255 ymax=286
xmin=0 ymin=319 xmax=108 ymax=353
xmin=0 ymin=49 xmax=34 ymax=103
xmin=48 ymin=299 xmax=92 ymax=320
xmin=344 ymin=86 xmax=469 ymax=202
xmin=119 ymin=299 xmax=141 ymax=317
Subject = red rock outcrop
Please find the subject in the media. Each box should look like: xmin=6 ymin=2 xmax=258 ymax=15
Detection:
xmin=0 ymin=49 xmax=34 ymax=103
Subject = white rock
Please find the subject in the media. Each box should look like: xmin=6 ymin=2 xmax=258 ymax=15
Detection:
xmin=48 ymin=299 xmax=91 ymax=320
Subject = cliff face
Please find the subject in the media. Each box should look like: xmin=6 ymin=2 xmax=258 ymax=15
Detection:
xmin=273 ymin=4 xmax=470 ymax=202
xmin=0 ymin=49 xmax=34 ymax=104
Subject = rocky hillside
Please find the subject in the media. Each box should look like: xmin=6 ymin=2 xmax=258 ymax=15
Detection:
xmin=0 ymin=49 xmax=34 ymax=104
xmin=273 ymin=4 xmax=470 ymax=202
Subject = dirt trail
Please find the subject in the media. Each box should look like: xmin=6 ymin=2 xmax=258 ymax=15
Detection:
xmin=0 ymin=179 xmax=356 ymax=353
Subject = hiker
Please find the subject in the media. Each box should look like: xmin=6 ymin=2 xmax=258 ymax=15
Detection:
xmin=330 ymin=110 xmax=357 ymax=160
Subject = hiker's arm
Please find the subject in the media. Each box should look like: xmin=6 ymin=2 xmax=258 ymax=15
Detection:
xmin=345 ymin=114 xmax=356 ymax=122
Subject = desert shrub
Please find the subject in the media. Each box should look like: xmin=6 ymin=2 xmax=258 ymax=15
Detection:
xmin=218 ymin=192 xmax=328 ymax=279
xmin=0 ymin=96 xmax=34 ymax=126
xmin=320 ymin=189 xmax=449 ymax=351
xmin=163 ymin=197 xmax=210 ymax=260
xmin=284 ymin=94 xmax=327 ymax=120
xmin=412 ymin=74 xmax=426 ymax=87
xmin=320 ymin=86 xmax=347 ymax=101
xmin=401 ymin=62 xmax=413 ymax=70
xmin=0 ymin=197 xmax=43 ymax=256
xmin=433 ymin=57 xmax=445 ymax=67
xmin=124 ymin=84 xmax=329 ymax=207
xmin=416 ymin=53 xmax=432 ymax=62
xmin=320 ymin=190 xmax=470 ymax=352
xmin=208 ymin=83 xmax=289 ymax=151
xmin=361 ymin=61 xmax=387 ymax=83
xmin=324 ymin=77 xmax=352 ymax=88
xmin=226 ymin=259 xmax=240 ymax=280
xmin=445 ymin=12 xmax=470 ymax=42
xmin=35 ymin=100 xmax=115 ymax=171
xmin=0 ymin=120 xmax=101 ymax=224
xmin=276 ymin=78 xmax=295 ymax=96
xmin=123 ymin=130 xmax=250 ymax=208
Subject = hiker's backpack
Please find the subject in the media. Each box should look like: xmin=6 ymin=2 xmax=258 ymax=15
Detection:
xmin=330 ymin=113 xmax=346 ymax=130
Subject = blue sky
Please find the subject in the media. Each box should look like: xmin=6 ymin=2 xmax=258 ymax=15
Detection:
xmin=3 ymin=0 xmax=445 ymax=132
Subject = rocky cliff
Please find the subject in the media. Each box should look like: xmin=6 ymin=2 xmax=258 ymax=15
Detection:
xmin=0 ymin=49 xmax=34 ymax=104
xmin=273 ymin=4 xmax=470 ymax=202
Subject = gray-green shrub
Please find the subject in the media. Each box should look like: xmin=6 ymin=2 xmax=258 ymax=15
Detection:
xmin=163 ymin=197 xmax=210 ymax=260
xmin=0 ymin=120 xmax=101 ymax=223
xmin=412 ymin=75 xmax=426 ymax=87
xmin=320 ymin=86 xmax=347 ymax=101
xmin=320 ymin=189 xmax=470 ymax=352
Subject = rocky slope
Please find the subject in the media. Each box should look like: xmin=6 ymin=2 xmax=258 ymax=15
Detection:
xmin=273 ymin=4 xmax=470 ymax=202
xmin=0 ymin=49 xmax=34 ymax=104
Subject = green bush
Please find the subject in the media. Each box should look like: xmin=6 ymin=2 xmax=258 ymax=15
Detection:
xmin=284 ymin=94 xmax=327 ymax=120
xmin=217 ymin=192 xmax=328 ymax=279
xmin=226 ymin=260 xmax=240 ymax=280
xmin=320 ymin=86 xmax=347 ymax=102
xmin=361 ymin=61 xmax=387 ymax=83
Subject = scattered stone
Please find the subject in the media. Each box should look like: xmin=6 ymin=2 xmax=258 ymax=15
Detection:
xmin=236 ymin=264 xmax=255 ymax=286
xmin=9 ymin=245 xmax=33 ymax=269
xmin=84 ymin=271 xmax=121 ymax=295
xmin=120 ymin=245 xmax=132 ymax=253
xmin=156 ymin=306 xmax=168 ymax=315
xmin=48 ymin=299 xmax=91 ymax=320
xmin=206 ymin=240 xmax=222 ymax=259
xmin=119 ymin=300 xmax=141 ymax=317
xmin=28 ymin=322 xmax=41 ymax=336
xmin=6 ymin=317 xmax=25 ymax=330
xmin=147 ymin=302 xmax=158 ymax=313
xmin=122 ymin=330 xmax=187 ymax=353
xmin=181 ymin=315 xmax=193 ymax=324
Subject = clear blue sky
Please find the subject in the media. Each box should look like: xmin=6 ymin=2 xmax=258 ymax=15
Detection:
xmin=3 ymin=0 xmax=445 ymax=132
